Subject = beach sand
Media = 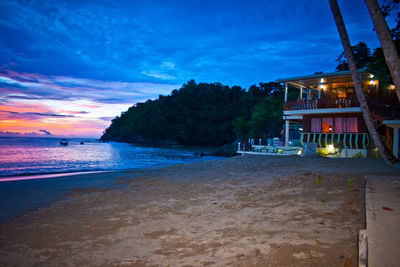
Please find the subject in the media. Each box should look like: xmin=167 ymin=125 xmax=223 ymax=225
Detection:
xmin=0 ymin=155 xmax=399 ymax=266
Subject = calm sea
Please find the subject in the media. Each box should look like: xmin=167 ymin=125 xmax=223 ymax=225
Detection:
xmin=0 ymin=136 xmax=217 ymax=177
xmin=0 ymin=137 xmax=219 ymax=222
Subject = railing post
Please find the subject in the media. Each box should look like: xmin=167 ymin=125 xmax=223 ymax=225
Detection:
xmin=355 ymin=134 xmax=359 ymax=149
xmin=349 ymin=134 xmax=353 ymax=149
xmin=362 ymin=134 xmax=366 ymax=150
xmin=318 ymin=133 xmax=322 ymax=148
xmin=300 ymin=133 xmax=304 ymax=146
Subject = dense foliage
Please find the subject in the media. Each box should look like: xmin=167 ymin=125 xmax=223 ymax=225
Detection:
xmin=101 ymin=80 xmax=284 ymax=146
xmin=335 ymin=40 xmax=400 ymax=87
xmin=335 ymin=42 xmax=373 ymax=71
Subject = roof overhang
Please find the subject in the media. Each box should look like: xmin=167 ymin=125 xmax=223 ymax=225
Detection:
xmin=283 ymin=115 xmax=303 ymax=120
xmin=277 ymin=70 xmax=370 ymax=90
xmin=283 ymin=107 xmax=362 ymax=116
xmin=277 ymin=70 xmax=367 ymax=83
xmin=382 ymin=120 xmax=400 ymax=128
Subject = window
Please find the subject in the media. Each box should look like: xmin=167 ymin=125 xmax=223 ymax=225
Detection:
xmin=322 ymin=118 xmax=333 ymax=133
xmin=334 ymin=117 xmax=358 ymax=133
xmin=311 ymin=118 xmax=321 ymax=132
xmin=345 ymin=117 xmax=358 ymax=132
xmin=310 ymin=117 xmax=358 ymax=133
xmin=335 ymin=117 xmax=344 ymax=133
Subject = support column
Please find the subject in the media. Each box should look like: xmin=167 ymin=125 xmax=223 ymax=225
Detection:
xmin=318 ymin=79 xmax=322 ymax=99
xmin=394 ymin=127 xmax=399 ymax=158
xmin=300 ymin=86 xmax=303 ymax=99
xmin=285 ymin=120 xmax=290 ymax=147
xmin=284 ymin=83 xmax=288 ymax=102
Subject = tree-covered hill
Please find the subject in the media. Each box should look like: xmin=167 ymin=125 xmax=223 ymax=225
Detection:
xmin=100 ymin=80 xmax=285 ymax=146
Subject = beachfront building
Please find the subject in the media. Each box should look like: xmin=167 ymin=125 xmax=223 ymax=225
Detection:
xmin=278 ymin=70 xmax=400 ymax=158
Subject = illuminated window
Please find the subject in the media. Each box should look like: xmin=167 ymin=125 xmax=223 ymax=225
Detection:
xmin=322 ymin=118 xmax=333 ymax=133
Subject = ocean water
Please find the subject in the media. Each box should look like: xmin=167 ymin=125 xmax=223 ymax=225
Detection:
xmin=0 ymin=137 xmax=220 ymax=222
xmin=0 ymin=137 xmax=217 ymax=177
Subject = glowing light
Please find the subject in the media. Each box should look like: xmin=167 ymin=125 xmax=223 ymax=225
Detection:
xmin=370 ymin=80 xmax=375 ymax=85
xmin=370 ymin=74 xmax=374 ymax=78
xmin=328 ymin=144 xmax=334 ymax=150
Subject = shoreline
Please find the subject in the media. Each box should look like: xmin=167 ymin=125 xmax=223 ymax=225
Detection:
xmin=0 ymin=157 xmax=221 ymax=181
xmin=0 ymin=170 xmax=115 ymax=182
xmin=1 ymin=155 xmax=399 ymax=266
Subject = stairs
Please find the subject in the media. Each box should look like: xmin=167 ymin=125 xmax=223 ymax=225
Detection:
xmin=370 ymin=111 xmax=385 ymax=123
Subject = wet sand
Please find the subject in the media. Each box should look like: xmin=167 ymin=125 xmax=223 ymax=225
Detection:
xmin=0 ymin=155 xmax=399 ymax=266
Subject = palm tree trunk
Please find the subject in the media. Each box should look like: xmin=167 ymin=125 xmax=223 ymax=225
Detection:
xmin=329 ymin=0 xmax=398 ymax=166
xmin=364 ymin=0 xmax=400 ymax=101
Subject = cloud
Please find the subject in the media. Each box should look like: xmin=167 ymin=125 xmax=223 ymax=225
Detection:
xmin=39 ymin=129 xmax=51 ymax=135
xmin=0 ymin=0 xmax=385 ymax=88
xmin=99 ymin=117 xmax=115 ymax=121
xmin=59 ymin=110 xmax=89 ymax=114
xmin=0 ymin=130 xmax=48 ymax=137
xmin=141 ymin=71 xmax=176 ymax=80
xmin=0 ymin=110 xmax=74 ymax=120
xmin=0 ymin=70 xmax=179 ymax=104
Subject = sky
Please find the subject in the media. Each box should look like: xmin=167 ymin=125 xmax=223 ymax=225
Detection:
xmin=0 ymin=0 xmax=396 ymax=137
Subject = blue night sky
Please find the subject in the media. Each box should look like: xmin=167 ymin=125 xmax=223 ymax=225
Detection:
xmin=0 ymin=0 xmax=395 ymax=137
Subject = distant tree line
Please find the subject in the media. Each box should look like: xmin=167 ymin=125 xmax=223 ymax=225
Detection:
xmin=100 ymin=80 xmax=286 ymax=146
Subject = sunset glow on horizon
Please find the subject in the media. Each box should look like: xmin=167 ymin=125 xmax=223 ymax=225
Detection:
xmin=0 ymin=70 xmax=178 ymax=137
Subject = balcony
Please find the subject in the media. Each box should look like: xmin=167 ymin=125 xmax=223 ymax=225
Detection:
xmin=300 ymin=132 xmax=374 ymax=149
xmin=284 ymin=96 xmax=359 ymax=111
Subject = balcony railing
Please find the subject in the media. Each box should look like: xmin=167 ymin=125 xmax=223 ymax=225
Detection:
xmin=366 ymin=96 xmax=400 ymax=120
xmin=284 ymin=95 xmax=400 ymax=120
xmin=300 ymin=132 xmax=374 ymax=149
xmin=284 ymin=96 xmax=359 ymax=111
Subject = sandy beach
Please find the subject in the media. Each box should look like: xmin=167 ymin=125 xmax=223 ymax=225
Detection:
xmin=0 ymin=155 xmax=399 ymax=266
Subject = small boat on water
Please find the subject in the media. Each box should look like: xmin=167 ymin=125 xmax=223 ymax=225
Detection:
xmin=60 ymin=139 xmax=68 ymax=146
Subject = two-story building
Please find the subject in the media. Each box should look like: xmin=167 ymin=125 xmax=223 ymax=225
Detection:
xmin=278 ymin=70 xmax=400 ymax=158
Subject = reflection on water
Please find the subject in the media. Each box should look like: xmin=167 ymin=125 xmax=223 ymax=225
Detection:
xmin=0 ymin=137 xmax=217 ymax=177
xmin=0 ymin=137 xmax=220 ymax=223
